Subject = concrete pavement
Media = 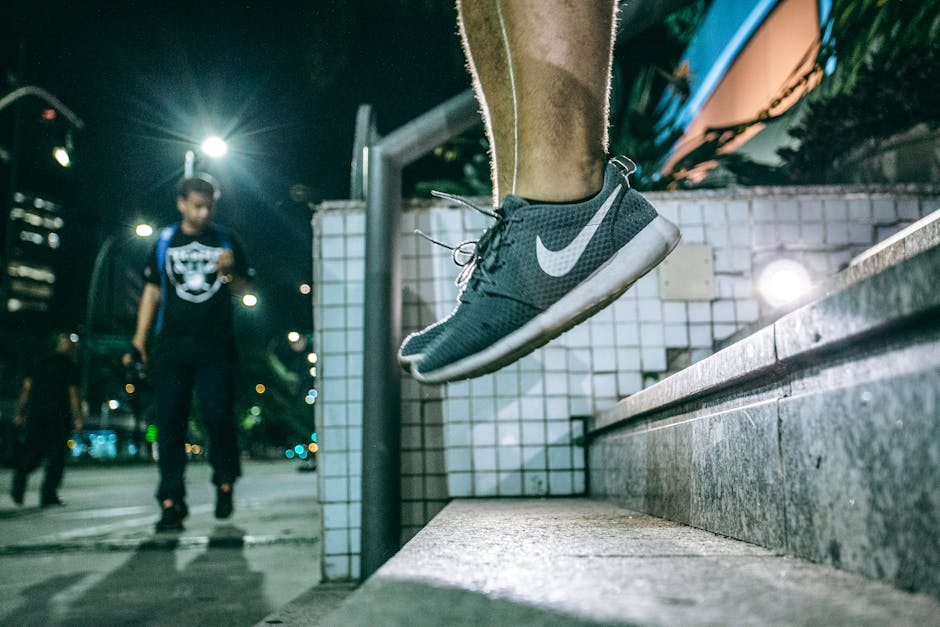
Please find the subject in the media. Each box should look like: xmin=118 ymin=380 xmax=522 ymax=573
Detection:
xmin=0 ymin=460 xmax=323 ymax=626
xmin=323 ymin=499 xmax=940 ymax=626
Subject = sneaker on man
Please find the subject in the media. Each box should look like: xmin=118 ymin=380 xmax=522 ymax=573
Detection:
xmin=399 ymin=194 xmax=498 ymax=367
xmin=40 ymin=494 xmax=65 ymax=507
xmin=155 ymin=503 xmax=184 ymax=532
xmin=10 ymin=473 xmax=25 ymax=506
xmin=399 ymin=319 xmax=448 ymax=365
xmin=215 ymin=485 xmax=233 ymax=519
xmin=411 ymin=157 xmax=680 ymax=384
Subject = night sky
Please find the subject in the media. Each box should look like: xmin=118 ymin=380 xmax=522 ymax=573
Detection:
xmin=2 ymin=1 xmax=470 ymax=347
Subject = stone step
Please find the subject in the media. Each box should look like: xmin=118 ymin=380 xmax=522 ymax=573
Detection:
xmin=587 ymin=218 xmax=940 ymax=597
xmin=317 ymin=499 xmax=939 ymax=625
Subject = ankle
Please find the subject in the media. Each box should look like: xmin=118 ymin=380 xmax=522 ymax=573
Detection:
xmin=514 ymin=159 xmax=605 ymax=203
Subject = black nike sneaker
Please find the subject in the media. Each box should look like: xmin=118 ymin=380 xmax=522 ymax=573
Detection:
xmin=411 ymin=157 xmax=680 ymax=384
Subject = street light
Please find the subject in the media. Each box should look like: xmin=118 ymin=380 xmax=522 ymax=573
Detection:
xmin=184 ymin=135 xmax=229 ymax=177
xmin=201 ymin=136 xmax=228 ymax=158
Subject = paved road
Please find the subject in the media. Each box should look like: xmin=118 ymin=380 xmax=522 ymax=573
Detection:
xmin=0 ymin=460 xmax=321 ymax=626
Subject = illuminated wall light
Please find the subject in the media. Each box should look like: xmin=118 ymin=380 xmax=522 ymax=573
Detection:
xmin=107 ymin=399 xmax=120 ymax=410
xmin=304 ymin=395 xmax=316 ymax=405
xmin=242 ymin=293 xmax=258 ymax=307
xmin=294 ymin=444 xmax=305 ymax=455
xmin=255 ymin=383 xmax=266 ymax=394
xmin=309 ymin=366 xmax=317 ymax=378
xmin=307 ymin=442 xmax=318 ymax=453
xmin=757 ymin=259 xmax=812 ymax=309
xmin=307 ymin=352 xmax=318 ymax=364
xmin=136 ymin=223 xmax=154 ymax=237
xmin=299 ymin=283 xmax=311 ymax=295
xmin=287 ymin=331 xmax=301 ymax=343
xmin=125 ymin=383 xmax=136 ymax=394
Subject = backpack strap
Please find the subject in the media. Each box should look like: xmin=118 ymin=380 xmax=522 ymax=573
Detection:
xmin=155 ymin=224 xmax=178 ymax=334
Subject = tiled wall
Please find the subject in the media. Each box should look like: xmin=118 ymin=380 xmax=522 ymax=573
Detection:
xmin=314 ymin=187 xmax=938 ymax=580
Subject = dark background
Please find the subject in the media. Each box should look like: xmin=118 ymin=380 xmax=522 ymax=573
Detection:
xmin=1 ymin=0 xmax=471 ymax=346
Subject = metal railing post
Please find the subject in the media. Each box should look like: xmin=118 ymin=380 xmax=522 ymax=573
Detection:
xmin=360 ymin=90 xmax=479 ymax=579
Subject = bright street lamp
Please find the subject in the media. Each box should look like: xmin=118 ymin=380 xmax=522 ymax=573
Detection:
xmin=184 ymin=135 xmax=229 ymax=177
xmin=201 ymin=136 xmax=228 ymax=158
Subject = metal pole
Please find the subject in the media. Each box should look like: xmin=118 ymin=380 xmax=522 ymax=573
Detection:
xmin=361 ymin=144 xmax=403 ymax=578
xmin=184 ymin=150 xmax=196 ymax=178
xmin=360 ymin=90 xmax=480 ymax=580
xmin=0 ymin=85 xmax=86 ymax=128
xmin=81 ymin=233 xmax=117 ymax=402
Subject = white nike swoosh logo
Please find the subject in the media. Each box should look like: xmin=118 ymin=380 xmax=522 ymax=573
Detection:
xmin=536 ymin=184 xmax=622 ymax=277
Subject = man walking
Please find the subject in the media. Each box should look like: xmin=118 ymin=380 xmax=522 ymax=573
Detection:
xmin=11 ymin=333 xmax=84 ymax=507
xmin=130 ymin=175 xmax=252 ymax=531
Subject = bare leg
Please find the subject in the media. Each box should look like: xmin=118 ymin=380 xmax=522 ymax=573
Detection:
xmin=457 ymin=0 xmax=617 ymax=203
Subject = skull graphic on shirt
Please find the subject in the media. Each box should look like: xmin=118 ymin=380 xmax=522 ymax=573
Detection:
xmin=165 ymin=241 xmax=225 ymax=303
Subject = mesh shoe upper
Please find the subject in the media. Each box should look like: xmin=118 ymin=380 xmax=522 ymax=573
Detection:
xmin=399 ymin=315 xmax=450 ymax=362
xmin=413 ymin=158 xmax=676 ymax=382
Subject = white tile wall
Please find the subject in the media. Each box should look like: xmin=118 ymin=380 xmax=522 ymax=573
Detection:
xmin=314 ymin=189 xmax=938 ymax=581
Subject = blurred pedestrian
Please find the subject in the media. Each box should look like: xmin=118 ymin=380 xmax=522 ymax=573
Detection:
xmin=128 ymin=174 xmax=252 ymax=532
xmin=10 ymin=332 xmax=85 ymax=507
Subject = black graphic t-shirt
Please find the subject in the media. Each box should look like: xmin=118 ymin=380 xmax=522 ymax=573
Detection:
xmin=27 ymin=352 xmax=80 ymax=421
xmin=143 ymin=223 xmax=250 ymax=342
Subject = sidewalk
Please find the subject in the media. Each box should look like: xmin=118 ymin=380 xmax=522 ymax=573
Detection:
xmin=0 ymin=460 xmax=322 ymax=626
xmin=319 ymin=499 xmax=940 ymax=626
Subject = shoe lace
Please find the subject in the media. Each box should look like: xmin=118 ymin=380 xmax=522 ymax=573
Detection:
xmin=414 ymin=191 xmax=519 ymax=291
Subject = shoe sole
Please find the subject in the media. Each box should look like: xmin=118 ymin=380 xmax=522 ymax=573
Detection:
xmin=412 ymin=215 xmax=681 ymax=383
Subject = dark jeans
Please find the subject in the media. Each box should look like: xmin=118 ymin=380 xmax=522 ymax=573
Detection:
xmin=14 ymin=418 xmax=69 ymax=502
xmin=154 ymin=338 xmax=240 ymax=505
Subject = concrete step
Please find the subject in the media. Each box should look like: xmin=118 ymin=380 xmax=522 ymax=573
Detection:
xmin=315 ymin=499 xmax=938 ymax=626
xmin=587 ymin=217 xmax=940 ymax=597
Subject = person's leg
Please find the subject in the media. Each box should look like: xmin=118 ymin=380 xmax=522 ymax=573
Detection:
xmin=40 ymin=424 xmax=68 ymax=505
xmin=456 ymin=0 xmax=616 ymax=202
xmin=154 ymin=345 xmax=193 ymax=509
xmin=11 ymin=427 xmax=41 ymax=505
xmin=406 ymin=1 xmax=680 ymax=383
xmin=194 ymin=346 xmax=239 ymax=518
